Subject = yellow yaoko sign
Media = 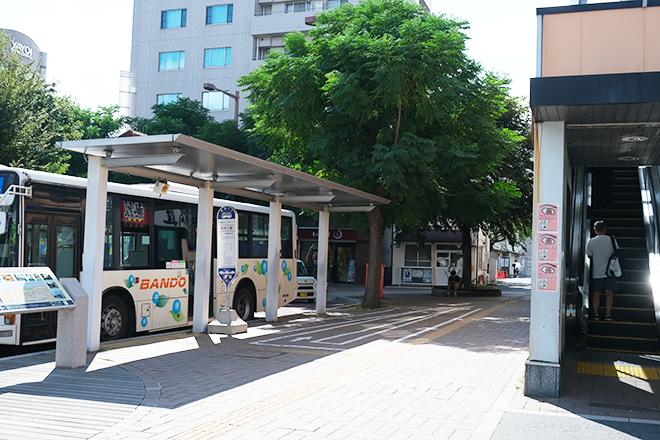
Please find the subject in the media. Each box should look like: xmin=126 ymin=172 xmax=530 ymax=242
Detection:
xmin=0 ymin=267 xmax=75 ymax=313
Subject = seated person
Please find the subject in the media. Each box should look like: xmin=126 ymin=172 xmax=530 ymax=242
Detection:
xmin=447 ymin=270 xmax=461 ymax=297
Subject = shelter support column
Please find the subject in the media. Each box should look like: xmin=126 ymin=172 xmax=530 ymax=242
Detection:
xmin=525 ymin=121 xmax=566 ymax=398
xmin=266 ymin=198 xmax=282 ymax=322
xmin=81 ymin=156 xmax=108 ymax=352
xmin=193 ymin=181 xmax=214 ymax=333
xmin=316 ymin=209 xmax=330 ymax=314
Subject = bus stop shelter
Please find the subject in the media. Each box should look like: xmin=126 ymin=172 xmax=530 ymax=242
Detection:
xmin=58 ymin=134 xmax=389 ymax=351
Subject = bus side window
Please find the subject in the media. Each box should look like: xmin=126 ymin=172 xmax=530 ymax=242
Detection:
xmin=281 ymin=217 xmax=293 ymax=259
xmin=120 ymin=200 xmax=150 ymax=268
xmin=251 ymin=213 xmax=268 ymax=258
xmin=156 ymin=227 xmax=183 ymax=265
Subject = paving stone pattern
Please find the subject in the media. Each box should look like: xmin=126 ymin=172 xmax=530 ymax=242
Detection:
xmin=2 ymin=291 xmax=659 ymax=439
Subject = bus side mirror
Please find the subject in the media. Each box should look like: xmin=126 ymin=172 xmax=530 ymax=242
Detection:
xmin=0 ymin=212 xmax=7 ymax=235
xmin=0 ymin=194 xmax=14 ymax=207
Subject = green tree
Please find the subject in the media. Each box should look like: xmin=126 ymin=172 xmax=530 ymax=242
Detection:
xmin=241 ymin=0 xmax=524 ymax=306
xmin=0 ymin=34 xmax=81 ymax=173
xmin=127 ymin=98 xmax=213 ymax=136
xmin=426 ymin=91 xmax=531 ymax=285
xmin=126 ymin=98 xmax=261 ymax=158
xmin=66 ymin=105 xmax=128 ymax=177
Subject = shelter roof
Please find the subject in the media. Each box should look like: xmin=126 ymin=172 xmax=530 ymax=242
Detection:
xmin=57 ymin=134 xmax=389 ymax=212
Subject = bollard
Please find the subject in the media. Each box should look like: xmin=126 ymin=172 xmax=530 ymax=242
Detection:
xmin=56 ymin=278 xmax=89 ymax=369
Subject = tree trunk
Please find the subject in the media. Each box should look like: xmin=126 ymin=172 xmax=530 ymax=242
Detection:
xmin=362 ymin=205 xmax=384 ymax=309
xmin=460 ymin=224 xmax=473 ymax=287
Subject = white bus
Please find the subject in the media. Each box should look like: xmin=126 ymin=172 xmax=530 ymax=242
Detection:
xmin=0 ymin=167 xmax=297 ymax=345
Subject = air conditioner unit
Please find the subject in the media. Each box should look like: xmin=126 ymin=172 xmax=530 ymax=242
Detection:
xmin=315 ymin=1 xmax=323 ymax=9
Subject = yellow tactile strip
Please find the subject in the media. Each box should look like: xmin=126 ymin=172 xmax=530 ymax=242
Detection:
xmin=577 ymin=362 xmax=660 ymax=380
xmin=171 ymin=298 xmax=522 ymax=440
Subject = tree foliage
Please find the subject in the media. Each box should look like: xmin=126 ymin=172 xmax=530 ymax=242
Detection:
xmin=240 ymin=0 xmax=531 ymax=303
xmin=66 ymin=106 xmax=128 ymax=177
xmin=0 ymin=34 xmax=80 ymax=173
xmin=1 ymin=34 xmax=131 ymax=176
xmin=126 ymin=98 xmax=261 ymax=155
xmin=127 ymin=98 xmax=214 ymax=137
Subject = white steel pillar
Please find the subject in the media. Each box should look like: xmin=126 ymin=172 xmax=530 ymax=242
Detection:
xmin=193 ymin=181 xmax=214 ymax=333
xmin=266 ymin=198 xmax=282 ymax=322
xmin=525 ymin=120 xmax=566 ymax=398
xmin=81 ymin=156 xmax=108 ymax=352
xmin=316 ymin=209 xmax=330 ymax=314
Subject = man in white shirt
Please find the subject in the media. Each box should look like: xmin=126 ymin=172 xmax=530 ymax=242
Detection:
xmin=586 ymin=220 xmax=619 ymax=321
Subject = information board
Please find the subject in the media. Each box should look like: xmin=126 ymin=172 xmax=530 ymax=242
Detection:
xmin=0 ymin=267 xmax=75 ymax=313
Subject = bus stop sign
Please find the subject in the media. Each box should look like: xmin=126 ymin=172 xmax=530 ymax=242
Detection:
xmin=217 ymin=206 xmax=238 ymax=291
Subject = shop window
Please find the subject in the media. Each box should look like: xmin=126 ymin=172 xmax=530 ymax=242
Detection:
xmin=404 ymin=244 xmax=431 ymax=267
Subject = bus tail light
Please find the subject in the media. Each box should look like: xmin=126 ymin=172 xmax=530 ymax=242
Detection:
xmin=4 ymin=315 xmax=15 ymax=325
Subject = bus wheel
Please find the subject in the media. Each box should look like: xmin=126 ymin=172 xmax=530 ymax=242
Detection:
xmin=101 ymin=295 xmax=128 ymax=341
xmin=233 ymin=287 xmax=254 ymax=321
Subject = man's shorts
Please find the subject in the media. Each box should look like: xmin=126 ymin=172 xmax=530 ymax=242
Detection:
xmin=592 ymin=277 xmax=617 ymax=292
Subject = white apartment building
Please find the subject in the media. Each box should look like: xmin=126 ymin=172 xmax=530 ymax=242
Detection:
xmin=123 ymin=0 xmax=355 ymax=120
xmin=123 ymin=0 xmax=428 ymax=120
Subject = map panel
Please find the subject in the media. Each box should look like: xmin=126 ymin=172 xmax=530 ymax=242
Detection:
xmin=0 ymin=267 xmax=75 ymax=313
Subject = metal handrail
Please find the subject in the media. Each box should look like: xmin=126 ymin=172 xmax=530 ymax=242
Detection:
xmin=638 ymin=167 xmax=660 ymax=340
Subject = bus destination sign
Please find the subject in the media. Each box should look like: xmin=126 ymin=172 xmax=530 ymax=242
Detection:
xmin=0 ymin=267 xmax=75 ymax=314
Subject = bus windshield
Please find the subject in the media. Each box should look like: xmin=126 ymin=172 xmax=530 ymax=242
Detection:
xmin=0 ymin=171 xmax=21 ymax=268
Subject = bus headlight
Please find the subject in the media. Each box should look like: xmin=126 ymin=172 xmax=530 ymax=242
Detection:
xmin=4 ymin=314 xmax=15 ymax=325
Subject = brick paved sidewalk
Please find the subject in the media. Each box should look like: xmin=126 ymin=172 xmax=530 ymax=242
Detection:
xmin=4 ymin=291 xmax=657 ymax=440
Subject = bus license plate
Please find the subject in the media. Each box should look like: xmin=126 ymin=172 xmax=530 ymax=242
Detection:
xmin=300 ymin=292 xmax=307 ymax=297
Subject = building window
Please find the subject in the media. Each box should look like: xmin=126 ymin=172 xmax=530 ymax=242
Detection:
xmin=404 ymin=244 xmax=432 ymax=267
xmin=161 ymin=9 xmax=187 ymax=29
xmin=159 ymin=51 xmax=185 ymax=71
xmin=202 ymin=91 xmax=230 ymax=111
xmin=326 ymin=0 xmax=348 ymax=10
xmin=206 ymin=5 xmax=233 ymax=24
xmin=204 ymin=47 xmax=231 ymax=68
xmin=157 ymin=94 xmax=182 ymax=105
xmin=285 ymin=2 xmax=310 ymax=13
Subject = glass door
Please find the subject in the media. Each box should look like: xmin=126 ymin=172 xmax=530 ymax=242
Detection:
xmin=22 ymin=213 xmax=81 ymax=343
xmin=434 ymin=246 xmax=463 ymax=286
xmin=335 ymin=245 xmax=355 ymax=283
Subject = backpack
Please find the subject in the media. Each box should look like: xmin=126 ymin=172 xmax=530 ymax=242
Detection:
xmin=606 ymin=235 xmax=626 ymax=278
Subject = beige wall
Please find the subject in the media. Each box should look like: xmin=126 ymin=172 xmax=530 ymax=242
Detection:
xmin=542 ymin=6 xmax=660 ymax=77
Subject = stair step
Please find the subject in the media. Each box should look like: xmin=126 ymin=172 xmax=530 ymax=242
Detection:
xmin=625 ymin=259 xmax=651 ymax=271
xmin=589 ymin=321 xmax=656 ymax=339
xmin=587 ymin=334 xmax=659 ymax=354
xmin=585 ymin=168 xmax=660 ymax=355
xmin=590 ymin=307 xmax=656 ymax=322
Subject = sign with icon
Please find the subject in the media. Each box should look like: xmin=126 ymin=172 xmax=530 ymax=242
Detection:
xmin=217 ymin=206 xmax=238 ymax=291
xmin=537 ymin=204 xmax=559 ymax=291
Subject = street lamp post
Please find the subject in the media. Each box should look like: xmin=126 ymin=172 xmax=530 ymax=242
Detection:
xmin=203 ymin=83 xmax=240 ymax=122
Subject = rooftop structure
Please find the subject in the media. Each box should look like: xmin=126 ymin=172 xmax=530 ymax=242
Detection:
xmin=2 ymin=29 xmax=47 ymax=75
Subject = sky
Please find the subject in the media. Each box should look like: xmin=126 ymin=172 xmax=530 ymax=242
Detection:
xmin=1 ymin=0 xmax=615 ymax=110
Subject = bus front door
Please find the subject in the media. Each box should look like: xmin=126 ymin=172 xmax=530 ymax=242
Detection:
xmin=21 ymin=213 xmax=81 ymax=343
